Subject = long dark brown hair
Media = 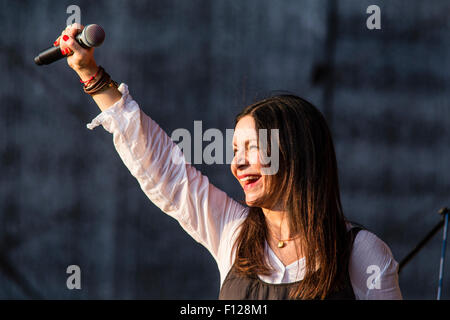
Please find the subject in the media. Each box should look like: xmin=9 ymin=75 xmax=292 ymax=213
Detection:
xmin=232 ymin=94 xmax=352 ymax=300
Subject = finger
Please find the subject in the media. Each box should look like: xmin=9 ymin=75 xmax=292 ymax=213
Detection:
xmin=58 ymin=30 xmax=69 ymax=54
xmin=65 ymin=48 xmax=74 ymax=57
xmin=61 ymin=31 xmax=84 ymax=53
xmin=53 ymin=35 xmax=61 ymax=47
xmin=67 ymin=23 xmax=84 ymax=38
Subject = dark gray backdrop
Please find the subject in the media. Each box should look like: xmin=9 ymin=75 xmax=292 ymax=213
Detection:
xmin=0 ymin=0 xmax=449 ymax=299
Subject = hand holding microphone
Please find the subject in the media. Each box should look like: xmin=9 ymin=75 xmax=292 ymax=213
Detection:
xmin=35 ymin=24 xmax=103 ymax=80
xmin=36 ymin=23 xmax=122 ymax=109
xmin=35 ymin=23 xmax=105 ymax=80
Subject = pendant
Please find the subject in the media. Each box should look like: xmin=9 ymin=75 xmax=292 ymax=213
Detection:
xmin=277 ymin=240 xmax=285 ymax=248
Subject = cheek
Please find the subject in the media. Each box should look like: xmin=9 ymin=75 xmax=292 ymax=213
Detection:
xmin=230 ymin=162 xmax=237 ymax=178
xmin=248 ymin=151 xmax=262 ymax=167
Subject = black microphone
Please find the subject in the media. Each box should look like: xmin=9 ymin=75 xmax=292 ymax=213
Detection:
xmin=34 ymin=24 xmax=105 ymax=66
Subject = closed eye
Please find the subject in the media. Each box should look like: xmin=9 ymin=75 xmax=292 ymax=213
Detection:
xmin=233 ymin=145 xmax=258 ymax=153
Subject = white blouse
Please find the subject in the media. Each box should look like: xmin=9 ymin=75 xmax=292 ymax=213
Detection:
xmin=87 ymin=83 xmax=403 ymax=300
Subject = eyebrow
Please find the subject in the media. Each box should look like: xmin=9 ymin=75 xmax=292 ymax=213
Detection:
xmin=232 ymin=138 xmax=258 ymax=147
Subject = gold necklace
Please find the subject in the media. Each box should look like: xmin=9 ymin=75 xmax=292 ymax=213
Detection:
xmin=269 ymin=230 xmax=302 ymax=248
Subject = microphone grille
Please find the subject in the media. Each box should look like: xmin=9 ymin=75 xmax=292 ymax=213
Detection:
xmin=83 ymin=24 xmax=105 ymax=47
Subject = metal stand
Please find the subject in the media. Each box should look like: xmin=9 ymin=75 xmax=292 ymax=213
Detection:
xmin=398 ymin=207 xmax=449 ymax=299
xmin=437 ymin=207 xmax=449 ymax=300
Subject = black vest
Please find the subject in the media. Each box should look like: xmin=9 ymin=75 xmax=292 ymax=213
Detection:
xmin=219 ymin=226 xmax=362 ymax=300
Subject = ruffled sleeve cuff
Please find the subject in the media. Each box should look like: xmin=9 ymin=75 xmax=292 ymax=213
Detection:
xmin=86 ymin=83 xmax=132 ymax=132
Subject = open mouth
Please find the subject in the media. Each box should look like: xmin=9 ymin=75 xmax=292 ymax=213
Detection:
xmin=241 ymin=175 xmax=261 ymax=191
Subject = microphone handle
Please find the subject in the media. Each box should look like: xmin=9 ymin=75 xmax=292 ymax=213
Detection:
xmin=34 ymin=32 xmax=87 ymax=66
xmin=34 ymin=46 xmax=65 ymax=65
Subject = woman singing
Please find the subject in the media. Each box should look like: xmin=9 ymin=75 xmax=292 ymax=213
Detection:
xmin=56 ymin=24 xmax=402 ymax=300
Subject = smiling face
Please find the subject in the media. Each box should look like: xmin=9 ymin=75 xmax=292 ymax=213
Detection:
xmin=230 ymin=95 xmax=351 ymax=300
xmin=231 ymin=115 xmax=267 ymax=206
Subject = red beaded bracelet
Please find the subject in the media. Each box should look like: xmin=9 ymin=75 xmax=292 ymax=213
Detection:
xmin=79 ymin=67 xmax=101 ymax=87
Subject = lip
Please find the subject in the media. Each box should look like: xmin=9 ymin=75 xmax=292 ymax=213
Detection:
xmin=243 ymin=176 xmax=261 ymax=191
xmin=237 ymin=173 xmax=261 ymax=180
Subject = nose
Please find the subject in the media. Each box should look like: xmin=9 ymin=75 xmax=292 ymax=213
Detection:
xmin=233 ymin=149 xmax=248 ymax=169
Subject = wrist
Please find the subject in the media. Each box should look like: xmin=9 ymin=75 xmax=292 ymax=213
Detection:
xmin=76 ymin=64 xmax=99 ymax=82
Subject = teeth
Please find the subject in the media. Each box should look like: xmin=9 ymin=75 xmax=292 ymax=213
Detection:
xmin=240 ymin=175 xmax=260 ymax=182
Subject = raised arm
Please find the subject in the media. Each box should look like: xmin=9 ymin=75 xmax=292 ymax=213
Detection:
xmin=57 ymin=24 xmax=248 ymax=266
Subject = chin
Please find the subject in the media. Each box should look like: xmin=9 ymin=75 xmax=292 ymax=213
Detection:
xmin=245 ymin=195 xmax=261 ymax=207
